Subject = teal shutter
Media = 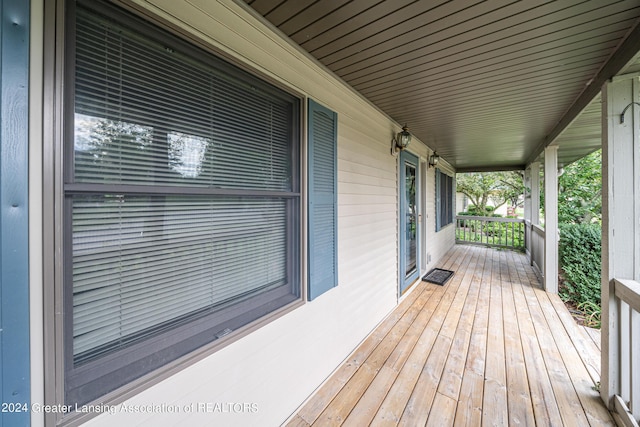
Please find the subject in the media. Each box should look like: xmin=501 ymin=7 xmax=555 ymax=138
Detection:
xmin=308 ymin=100 xmax=338 ymax=300
xmin=435 ymin=170 xmax=442 ymax=231
xmin=435 ymin=171 xmax=454 ymax=230
xmin=448 ymin=174 xmax=454 ymax=224
xmin=1 ymin=0 xmax=31 ymax=425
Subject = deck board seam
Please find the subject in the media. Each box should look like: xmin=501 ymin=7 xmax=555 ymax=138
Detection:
xmin=509 ymin=250 xmax=563 ymax=426
xmin=320 ymin=245 xmax=473 ymax=425
xmin=387 ymin=246 xmax=475 ymax=425
xmin=512 ymin=249 xmax=566 ymax=426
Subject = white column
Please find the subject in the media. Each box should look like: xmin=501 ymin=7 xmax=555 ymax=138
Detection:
xmin=524 ymin=167 xmax=532 ymax=259
xmin=601 ymin=76 xmax=640 ymax=410
xmin=530 ymin=162 xmax=540 ymax=225
xmin=544 ymin=146 xmax=558 ymax=294
xmin=524 ymin=168 xmax=531 ymax=222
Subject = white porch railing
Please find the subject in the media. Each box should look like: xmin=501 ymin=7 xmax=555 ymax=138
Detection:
xmin=612 ymin=278 xmax=640 ymax=425
xmin=527 ymin=222 xmax=545 ymax=282
xmin=455 ymin=216 xmax=525 ymax=250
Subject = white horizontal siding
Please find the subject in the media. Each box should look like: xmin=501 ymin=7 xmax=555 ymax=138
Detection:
xmin=76 ymin=0 xmax=453 ymax=426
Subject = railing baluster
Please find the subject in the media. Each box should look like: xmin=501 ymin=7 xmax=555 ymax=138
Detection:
xmin=613 ymin=278 xmax=640 ymax=424
xmin=483 ymin=219 xmax=486 ymax=244
xmin=622 ymin=301 xmax=631 ymax=401
xmin=492 ymin=221 xmax=496 ymax=246
xmin=464 ymin=219 xmax=467 ymax=242
xmin=511 ymin=222 xmax=514 ymax=247
xmin=631 ymin=308 xmax=640 ymax=421
xmin=472 ymin=219 xmax=475 ymax=242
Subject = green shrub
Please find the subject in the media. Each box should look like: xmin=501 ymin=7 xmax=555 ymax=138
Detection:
xmin=558 ymin=223 xmax=601 ymax=306
xmin=461 ymin=205 xmax=500 ymax=216
xmin=577 ymin=301 xmax=601 ymax=328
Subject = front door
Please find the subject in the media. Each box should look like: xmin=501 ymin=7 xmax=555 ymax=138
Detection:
xmin=399 ymin=151 xmax=420 ymax=294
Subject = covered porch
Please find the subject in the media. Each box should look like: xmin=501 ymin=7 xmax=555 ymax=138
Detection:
xmin=240 ymin=2 xmax=640 ymax=423
xmin=286 ymin=245 xmax=610 ymax=426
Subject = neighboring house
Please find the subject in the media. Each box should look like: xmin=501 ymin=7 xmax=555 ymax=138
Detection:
xmin=1 ymin=1 xmax=639 ymax=426
xmin=456 ymin=192 xmax=467 ymax=215
xmin=455 ymin=192 xmax=523 ymax=217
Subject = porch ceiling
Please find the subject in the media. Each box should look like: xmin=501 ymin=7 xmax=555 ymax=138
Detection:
xmin=241 ymin=0 xmax=640 ymax=171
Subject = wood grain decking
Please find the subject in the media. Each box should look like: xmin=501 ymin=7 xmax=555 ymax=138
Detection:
xmin=286 ymin=245 xmax=612 ymax=426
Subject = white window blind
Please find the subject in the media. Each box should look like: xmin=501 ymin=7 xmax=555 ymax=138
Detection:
xmin=72 ymin=196 xmax=287 ymax=361
xmin=74 ymin=8 xmax=293 ymax=190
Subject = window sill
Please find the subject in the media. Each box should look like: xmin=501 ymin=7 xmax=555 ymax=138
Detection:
xmin=57 ymin=296 xmax=304 ymax=427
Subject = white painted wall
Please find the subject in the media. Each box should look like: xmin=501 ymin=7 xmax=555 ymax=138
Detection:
xmin=31 ymin=0 xmax=456 ymax=425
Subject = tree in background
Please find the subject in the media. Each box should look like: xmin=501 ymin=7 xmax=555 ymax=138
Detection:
xmin=558 ymin=149 xmax=601 ymax=224
xmin=456 ymin=171 xmax=524 ymax=216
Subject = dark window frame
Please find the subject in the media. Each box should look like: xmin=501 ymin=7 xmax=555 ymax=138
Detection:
xmin=60 ymin=0 xmax=303 ymax=409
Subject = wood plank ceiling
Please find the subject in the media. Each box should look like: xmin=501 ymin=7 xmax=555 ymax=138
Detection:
xmin=241 ymin=0 xmax=640 ymax=170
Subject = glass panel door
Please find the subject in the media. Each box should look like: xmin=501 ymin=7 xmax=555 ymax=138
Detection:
xmin=400 ymin=151 xmax=420 ymax=294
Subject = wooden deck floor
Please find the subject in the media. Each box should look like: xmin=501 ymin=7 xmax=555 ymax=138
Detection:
xmin=286 ymin=245 xmax=612 ymax=426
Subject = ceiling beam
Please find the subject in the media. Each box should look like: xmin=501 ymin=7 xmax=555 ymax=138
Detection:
xmin=456 ymin=165 xmax=526 ymax=173
xmin=526 ymin=17 xmax=640 ymax=166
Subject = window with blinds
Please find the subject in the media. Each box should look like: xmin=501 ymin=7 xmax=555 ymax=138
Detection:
xmin=436 ymin=170 xmax=454 ymax=231
xmin=65 ymin=0 xmax=301 ymax=406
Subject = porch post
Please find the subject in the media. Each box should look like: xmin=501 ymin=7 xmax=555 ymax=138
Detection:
xmin=601 ymin=76 xmax=640 ymax=412
xmin=544 ymin=146 xmax=558 ymax=294
xmin=524 ymin=167 xmax=532 ymax=259
xmin=524 ymin=168 xmax=531 ymax=217
xmin=530 ymin=162 xmax=540 ymax=225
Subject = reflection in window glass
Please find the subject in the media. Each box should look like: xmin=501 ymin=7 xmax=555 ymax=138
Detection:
xmin=74 ymin=113 xmax=154 ymax=182
xmin=168 ymin=132 xmax=209 ymax=178
xmin=75 ymin=113 xmax=153 ymax=152
xmin=405 ymin=164 xmax=417 ymax=276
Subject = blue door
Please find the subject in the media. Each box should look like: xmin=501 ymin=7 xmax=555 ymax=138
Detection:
xmin=399 ymin=151 xmax=419 ymax=294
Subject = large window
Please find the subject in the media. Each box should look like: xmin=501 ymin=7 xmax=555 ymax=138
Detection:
xmin=64 ymin=0 xmax=300 ymax=406
xmin=436 ymin=169 xmax=454 ymax=230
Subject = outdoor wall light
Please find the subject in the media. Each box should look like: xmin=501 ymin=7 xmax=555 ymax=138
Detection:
xmin=429 ymin=151 xmax=440 ymax=168
xmin=391 ymin=125 xmax=412 ymax=154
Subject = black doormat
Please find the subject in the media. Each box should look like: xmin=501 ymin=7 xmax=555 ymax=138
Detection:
xmin=422 ymin=268 xmax=455 ymax=286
